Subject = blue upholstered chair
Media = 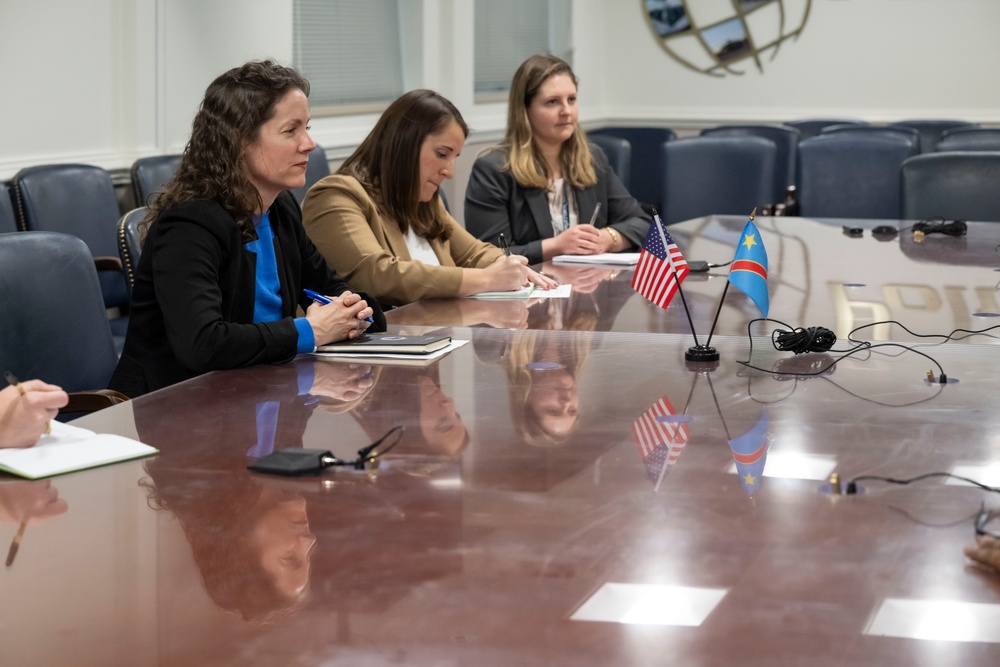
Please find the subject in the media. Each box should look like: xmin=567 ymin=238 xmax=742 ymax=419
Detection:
xmin=117 ymin=207 xmax=147 ymax=294
xmin=821 ymin=125 xmax=921 ymax=153
xmin=796 ymin=134 xmax=917 ymax=219
xmin=0 ymin=232 xmax=127 ymax=412
xmin=0 ymin=184 xmax=16 ymax=234
xmin=131 ymin=155 xmax=181 ymax=206
xmin=292 ymin=145 xmax=331 ymax=202
xmin=890 ymin=120 xmax=978 ymax=153
xmin=589 ymin=127 xmax=676 ymax=209
xmin=588 ymin=133 xmax=632 ymax=190
xmin=784 ymin=119 xmax=867 ymax=141
xmin=936 ymin=128 xmax=1000 ymax=153
xmin=12 ymin=164 xmax=129 ymax=347
xmin=661 ymin=136 xmax=776 ymax=226
xmin=901 ymin=152 xmax=1000 ymax=222
xmin=701 ymin=124 xmax=800 ymax=204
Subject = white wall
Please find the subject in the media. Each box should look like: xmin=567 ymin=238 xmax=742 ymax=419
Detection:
xmin=1 ymin=0 xmax=999 ymax=181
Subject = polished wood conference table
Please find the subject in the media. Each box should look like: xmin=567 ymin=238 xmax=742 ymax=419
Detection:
xmin=389 ymin=215 xmax=1000 ymax=345
xmin=5 ymin=215 xmax=1000 ymax=665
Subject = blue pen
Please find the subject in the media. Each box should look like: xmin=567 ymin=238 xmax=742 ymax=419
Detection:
xmin=304 ymin=289 xmax=374 ymax=323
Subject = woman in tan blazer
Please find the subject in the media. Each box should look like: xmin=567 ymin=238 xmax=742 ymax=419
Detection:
xmin=302 ymin=89 xmax=555 ymax=308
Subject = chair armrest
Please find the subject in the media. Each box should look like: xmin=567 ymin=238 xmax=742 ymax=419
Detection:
xmin=61 ymin=390 xmax=130 ymax=415
xmin=94 ymin=256 xmax=123 ymax=272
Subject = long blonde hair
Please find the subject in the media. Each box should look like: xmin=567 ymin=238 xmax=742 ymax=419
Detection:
xmin=500 ymin=54 xmax=597 ymax=190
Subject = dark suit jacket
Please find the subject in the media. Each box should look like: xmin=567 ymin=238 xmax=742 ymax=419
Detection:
xmin=464 ymin=144 xmax=651 ymax=264
xmin=110 ymin=191 xmax=386 ymax=397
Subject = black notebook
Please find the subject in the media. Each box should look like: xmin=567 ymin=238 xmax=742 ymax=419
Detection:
xmin=317 ymin=333 xmax=452 ymax=355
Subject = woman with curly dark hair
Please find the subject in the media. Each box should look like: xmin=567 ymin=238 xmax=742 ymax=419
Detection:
xmin=110 ymin=60 xmax=386 ymax=397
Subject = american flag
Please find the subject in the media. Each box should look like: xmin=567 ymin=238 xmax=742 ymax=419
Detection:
xmin=632 ymin=396 xmax=690 ymax=488
xmin=631 ymin=211 xmax=690 ymax=309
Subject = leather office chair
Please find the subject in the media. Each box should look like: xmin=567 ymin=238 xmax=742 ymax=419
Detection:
xmin=588 ymin=133 xmax=632 ymax=190
xmin=0 ymin=184 xmax=17 ymax=234
xmin=589 ymin=127 xmax=676 ymax=209
xmin=0 ymin=232 xmax=127 ymax=412
xmin=131 ymin=154 xmax=181 ymax=206
xmin=890 ymin=120 xmax=978 ymax=153
xmin=117 ymin=207 xmax=147 ymax=293
xmin=12 ymin=164 xmax=129 ymax=346
xmin=901 ymin=152 xmax=1000 ymax=222
xmin=292 ymin=145 xmax=331 ymax=202
xmin=821 ymin=125 xmax=921 ymax=153
xmin=796 ymin=134 xmax=917 ymax=219
xmin=784 ymin=119 xmax=867 ymax=141
xmin=661 ymin=136 xmax=776 ymax=226
xmin=936 ymin=128 xmax=1000 ymax=152
xmin=701 ymin=124 xmax=800 ymax=205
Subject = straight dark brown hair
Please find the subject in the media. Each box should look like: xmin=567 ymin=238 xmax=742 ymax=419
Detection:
xmin=338 ymin=89 xmax=468 ymax=240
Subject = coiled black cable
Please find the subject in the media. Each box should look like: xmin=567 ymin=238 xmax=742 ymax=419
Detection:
xmin=772 ymin=326 xmax=837 ymax=355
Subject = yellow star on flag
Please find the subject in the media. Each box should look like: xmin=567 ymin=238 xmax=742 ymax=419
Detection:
xmin=742 ymin=233 xmax=757 ymax=250
xmin=742 ymin=472 xmax=756 ymax=487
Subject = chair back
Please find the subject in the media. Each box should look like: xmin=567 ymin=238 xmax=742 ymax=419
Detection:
xmin=796 ymin=134 xmax=917 ymax=219
xmin=784 ymin=119 xmax=867 ymax=141
xmin=118 ymin=207 xmax=147 ymax=293
xmin=292 ymin=145 xmax=331 ymax=202
xmin=936 ymin=128 xmax=1000 ymax=153
xmin=901 ymin=152 xmax=1000 ymax=222
xmin=890 ymin=120 xmax=978 ymax=153
xmin=821 ymin=125 xmax=921 ymax=153
xmin=0 ymin=232 xmax=118 ymax=392
xmin=589 ymin=127 xmax=676 ymax=209
xmin=701 ymin=124 xmax=800 ymax=204
xmin=0 ymin=184 xmax=16 ymax=234
xmin=588 ymin=134 xmax=632 ymax=190
xmin=12 ymin=164 xmax=129 ymax=312
xmin=661 ymin=136 xmax=776 ymax=226
xmin=131 ymin=155 xmax=182 ymax=206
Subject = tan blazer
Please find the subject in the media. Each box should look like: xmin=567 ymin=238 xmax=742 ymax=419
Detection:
xmin=302 ymin=174 xmax=504 ymax=308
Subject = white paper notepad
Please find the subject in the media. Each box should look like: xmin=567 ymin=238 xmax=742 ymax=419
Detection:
xmin=0 ymin=421 xmax=158 ymax=479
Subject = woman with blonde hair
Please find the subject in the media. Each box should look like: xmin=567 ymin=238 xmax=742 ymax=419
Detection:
xmin=303 ymin=89 xmax=555 ymax=308
xmin=465 ymin=54 xmax=650 ymax=264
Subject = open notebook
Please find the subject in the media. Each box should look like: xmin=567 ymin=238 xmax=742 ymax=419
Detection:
xmin=0 ymin=421 xmax=157 ymax=479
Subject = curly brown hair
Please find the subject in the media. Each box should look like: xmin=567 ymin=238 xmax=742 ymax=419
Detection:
xmin=143 ymin=60 xmax=310 ymax=241
xmin=338 ymin=89 xmax=468 ymax=242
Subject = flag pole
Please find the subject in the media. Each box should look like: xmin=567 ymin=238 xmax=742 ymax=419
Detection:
xmin=690 ymin=207 xmax=756 ymax=362
xmin=672 ymin=269 xmax=701 ymax=348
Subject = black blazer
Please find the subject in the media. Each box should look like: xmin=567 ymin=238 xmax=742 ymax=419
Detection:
xmin=464 ymin=144 xmax=651 ymax=264
xmin=110 ymin=192 xmax=386 ymax=397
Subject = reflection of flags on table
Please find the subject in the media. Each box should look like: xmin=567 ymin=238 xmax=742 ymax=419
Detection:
xmin=632 ymin=211 xmax=690 ymax=309
xmin=728 ymin=219 xmax=769 ymax=318
xmin=632 ymin=396 xmax=690 ymax=485
xmin=728 ymin=410 xmax=769 ymax=497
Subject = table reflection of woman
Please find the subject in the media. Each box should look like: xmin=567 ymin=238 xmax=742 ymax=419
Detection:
xmin=350 ymin=365 xmax=469 ymax=461
xmin=136 ymin=360 xmax=369 ymax=623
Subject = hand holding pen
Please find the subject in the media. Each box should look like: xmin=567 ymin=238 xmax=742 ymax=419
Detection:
xmin=303 ymin=289 xmax=374 ymax=341
xmin=1 ymin=372 xmax=67 ymax=450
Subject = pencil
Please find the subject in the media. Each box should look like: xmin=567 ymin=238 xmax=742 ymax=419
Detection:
xmin=6 ymin=520 xmax=26 ymax=567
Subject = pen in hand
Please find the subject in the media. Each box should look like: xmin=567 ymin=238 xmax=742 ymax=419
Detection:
xmin=497 ymin=233 xmax=511 ymax=257
xmin=303 ymin=289 xmax=374 ymax=323
xmin=588 ymin=202 xmax=602 ymax=227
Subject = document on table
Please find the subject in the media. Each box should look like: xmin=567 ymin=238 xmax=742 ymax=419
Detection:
xmin=531 ymin=284 xmax=572 ymax=298
xmin=315 ymin=339 xmax=470 ymax=367
xmin=552 ymin=252 xmax=640 ymax=266
xmin=0 ymin=421 xmax=158 ymax=480
xmin=468 ymin=285 xmax=536 ymax=299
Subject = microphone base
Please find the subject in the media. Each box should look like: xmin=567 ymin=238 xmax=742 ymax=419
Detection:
xmin=685 ymin=345 xmax=720 ymax=363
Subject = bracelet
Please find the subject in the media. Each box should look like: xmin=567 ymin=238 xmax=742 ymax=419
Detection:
xmin=604 ymin=227 xmax=621 ymax=251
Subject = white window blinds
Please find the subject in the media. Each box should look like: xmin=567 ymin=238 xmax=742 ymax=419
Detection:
xmin=293 ymin=0 xmax=404 ymax=108
xmin=474 ymin=0 xmax=571 ymax=94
